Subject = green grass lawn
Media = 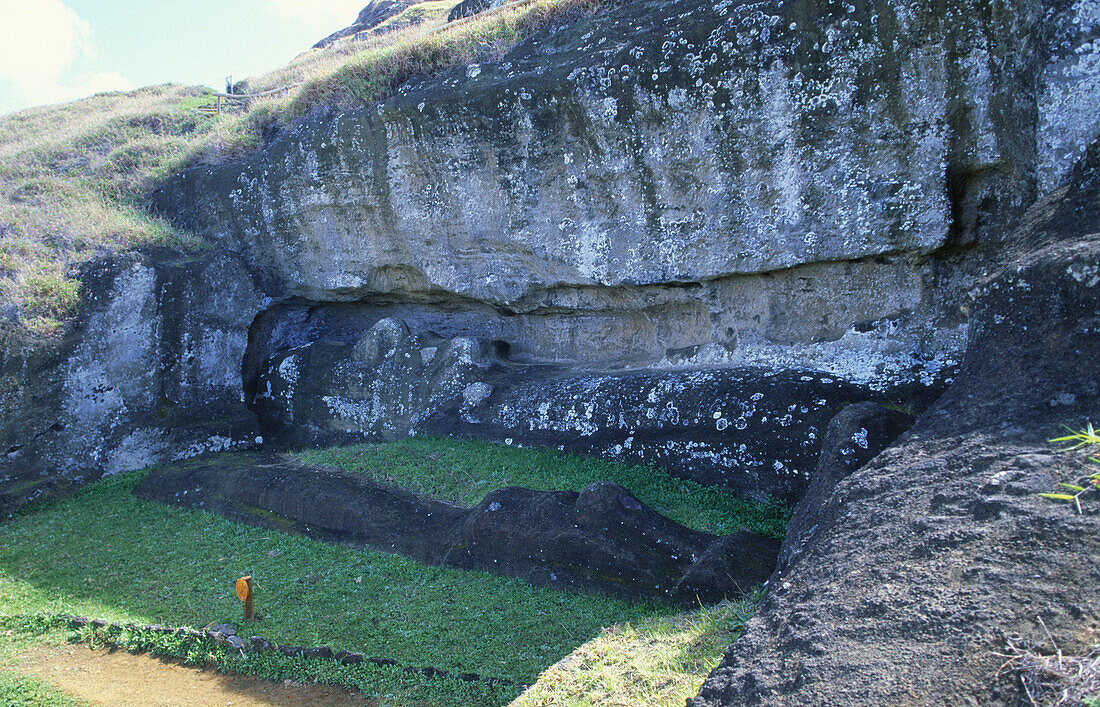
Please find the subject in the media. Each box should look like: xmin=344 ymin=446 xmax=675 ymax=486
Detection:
xmin=296 ymin=436 xmax=791 ymax=539
xmin=0 ymin=470 xmax=668 ymax=681
xmin=0 ymin=671 xmax=87 ymax=707
xmin=513 ymin=596 xmax=757 ymax=707
xmin=0 ymin=441 xmax=780 ymax=705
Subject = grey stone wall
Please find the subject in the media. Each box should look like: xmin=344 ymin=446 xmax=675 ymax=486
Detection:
xmin=0 ymin=251 xmax=265 ymax=514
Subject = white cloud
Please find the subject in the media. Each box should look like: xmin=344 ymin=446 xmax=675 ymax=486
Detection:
xmin=269 ymin=0 xmax=368 ymax=24
xmin=0 ymin=0 xmax=133 ymax=112
xmin=0 ymin=0 xmax=90 ymax=86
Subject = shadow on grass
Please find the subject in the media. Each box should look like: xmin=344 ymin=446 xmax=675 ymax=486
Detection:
xmin=0 ymin=468 xmax=675 ymax=691
xmin=296 ymin=436 xmax=792 ymax=538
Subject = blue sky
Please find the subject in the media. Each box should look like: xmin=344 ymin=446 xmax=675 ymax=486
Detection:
xmin=0 ymin=0 xmax=367 ymax=116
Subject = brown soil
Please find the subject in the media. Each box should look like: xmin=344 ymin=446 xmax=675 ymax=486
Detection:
xmin=14 ymin=643 xmax=372 ymax=706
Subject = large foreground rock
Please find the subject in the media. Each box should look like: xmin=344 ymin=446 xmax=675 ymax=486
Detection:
xmin=133 ymin=454 xmax=778 ymax=604
xmin=690 ymin=142 xmax=1100 ymax=705
xmin=776 ymin=401 xmax=912 ymax=572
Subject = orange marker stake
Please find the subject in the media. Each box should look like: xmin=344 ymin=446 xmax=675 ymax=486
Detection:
xmin=236 ymin=576 xmax=254 ymax=621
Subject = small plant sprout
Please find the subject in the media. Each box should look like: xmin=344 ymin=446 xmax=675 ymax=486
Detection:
xmin=1042 ymin=422 xmax=1100 ymax=514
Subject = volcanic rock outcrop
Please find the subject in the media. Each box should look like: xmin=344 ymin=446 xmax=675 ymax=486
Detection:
xmin=690 ymin=136 xmax=1100 ymax=706
xmin=145 ymin=0 xmax=1097 ymax=502
xmin=134 ymin=454 xmax=779 ymax=604
xmin=6 ymin=0 xmax=1100 ymax=518
xmin=447 ymin=0 xmax=504 ymax=22
xmin=1 ymin=0 xmax=1098 ymax=701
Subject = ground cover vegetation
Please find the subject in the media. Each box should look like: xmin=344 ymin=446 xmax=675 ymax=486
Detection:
xmin=0 ymin=440 xmax=775 ymax=705
xmin=0 ymin=627 xmax=89 ymax=706
xmin=513 ymin=594 xmax=759 ymax=706
xmin=0 ymin=86 xmax=214 ymax=335
xmin=296 ymin=437 xmax=791 ymax=539
xmin=0 ymin=614 xmax=512 ymax=706
xmin=0 ymin=0 xmax=609 ymax=334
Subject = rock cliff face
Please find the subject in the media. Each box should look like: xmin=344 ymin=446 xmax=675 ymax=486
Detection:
xmin=144 ymin=0 xmax=1099 ymax=501
xmin=0 ymin=251 xmax=265 ymax=514
xmin=3 ymin=0 xmax=1096 ymax=510
xmin=159 ymin=0 xmax=1093 ymax=307
xmin=2 ymin=0 xmax=1099 ymax=701
xmin=691 ymin=136 xmax=1100 ymax=706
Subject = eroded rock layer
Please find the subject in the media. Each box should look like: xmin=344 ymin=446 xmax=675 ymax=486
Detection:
xmin=156 ymin=0 xmax=1100 ymax=302
xmin=253 ymin=316 xmax=901 ymax=501
xmin=155 ymin=0 xmax=1041 ymax=384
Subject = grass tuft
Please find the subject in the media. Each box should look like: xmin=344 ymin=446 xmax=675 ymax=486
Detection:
xmin=1042 ymin=422 xmax=1100 ymax=513
xmin=286 ymin=0 xmax=606 ymax=115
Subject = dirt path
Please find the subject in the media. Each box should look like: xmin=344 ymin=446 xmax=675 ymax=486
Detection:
xmin=14 ymin=644 xmax=372 ymax=706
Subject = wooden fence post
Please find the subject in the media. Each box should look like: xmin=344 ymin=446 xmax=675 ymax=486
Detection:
xmin=236 ymin=576 xmax=254 ymax=621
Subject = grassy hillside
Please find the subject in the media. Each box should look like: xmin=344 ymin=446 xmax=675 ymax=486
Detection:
xmin=0 ymin=438 xmax=774 ymax=705
xmin=0 ymin=86 xmax=216 ymax=335
xmin=0 ymin=0 xmax=607 ymax=335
